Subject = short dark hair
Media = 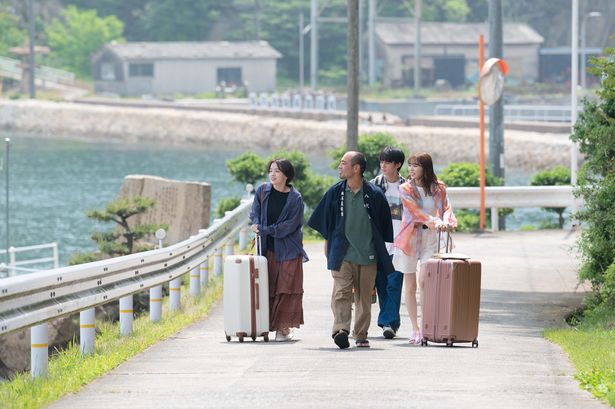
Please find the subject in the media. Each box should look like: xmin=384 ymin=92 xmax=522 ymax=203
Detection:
xmin=349 ymin=151 xmax=367 ymax=176
xmin=267 ymin=158 xmax=295 ymax=185
xmin=379 ymin=147 xmax=405 ymax=171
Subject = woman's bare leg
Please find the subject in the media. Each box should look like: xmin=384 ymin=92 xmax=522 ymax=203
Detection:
xmin=404 ymin=273 xmax=419 ymax=333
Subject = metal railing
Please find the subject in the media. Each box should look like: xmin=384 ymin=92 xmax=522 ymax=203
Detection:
xmin=0 ymin=242 xmax=59 ymax=277
xmin=434 ymin=104 xmax=580 ymax=123
xmin=0 ymin=55 xmax=75 ymax=85
xmin=447 ymin=185 xmax=578 ymax=231
xmin=0 ymin=197 xmax=252 ymax=378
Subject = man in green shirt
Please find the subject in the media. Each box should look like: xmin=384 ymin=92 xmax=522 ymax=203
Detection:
xmin=308 ymin=151 xmax=394 ymax=349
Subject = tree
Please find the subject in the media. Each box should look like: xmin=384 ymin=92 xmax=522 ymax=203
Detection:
xmin=45 ymin=5 xmax=123 ymax=77
xmin=529 ymin=166 xmax=571 ymax=229
xmin=69 ymin=196 xmax=166 ymax=265
xmin=330 ymin=132 xmax=404 ymax=180
xmin=227 ymin=151 xmax=268 ymax=186
xmin=570 ymin=41 xmax=615 ymax=308
xmin=0 ymin=8 xmax=25 ymax=56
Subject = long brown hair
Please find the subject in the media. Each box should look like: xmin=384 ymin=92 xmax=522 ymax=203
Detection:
xmin=408 ymin=152 xmax=438 ymax=196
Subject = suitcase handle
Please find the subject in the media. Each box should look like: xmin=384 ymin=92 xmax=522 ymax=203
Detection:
xmin=437 ymin=229 xmax=453 ymax=254
xmin=256 ymin=234 xmax=262 ymax=256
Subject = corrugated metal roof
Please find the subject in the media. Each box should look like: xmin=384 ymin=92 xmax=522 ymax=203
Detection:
xmin=376 ymin=20 xmax=544 ymax=46
xmin=103 ymin=41 xmax=282 ymax=60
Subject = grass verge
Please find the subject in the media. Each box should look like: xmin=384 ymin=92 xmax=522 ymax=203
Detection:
xmin=544 ymin=304 xmax=615 ymax=407
xmin=0 ymin=276 xmax=223 ymax=409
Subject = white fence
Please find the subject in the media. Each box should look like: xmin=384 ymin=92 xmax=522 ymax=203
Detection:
xmin=0 ymin=55 xmax=75 ymax=85
xmin=447 ymin=185 xmax=577 ymax=231
xmin=0 ymin=197 xmax=252 ymax=378
xmin=249 ymin=92 xmax=337 ymax=111
xmin=434 ymin=104 xmax=580 ymax=123
xmin=0 ymin=242 xmax=59 ymax=277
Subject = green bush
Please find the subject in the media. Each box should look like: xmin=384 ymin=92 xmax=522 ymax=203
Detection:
xmin=215 ymin=196 xmax=241 ymax=218
xmin=439 ymin=162 xmax=511 ymax=231
xmin=330 ymin=132 xmax=406 ymax=180
xmin=571 ymin=41 xmax=615 ymax=308
xmin=530 ymin=166 xmax=571 ymax=228
xmin=226 ymin=151 xmax=267 ymax=186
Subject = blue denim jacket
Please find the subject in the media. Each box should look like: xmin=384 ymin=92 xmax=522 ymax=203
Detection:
xmin=307 ymin=180 xmax=394 ymax=273
xmin=249 ymin=183 xmax=308 ymax=262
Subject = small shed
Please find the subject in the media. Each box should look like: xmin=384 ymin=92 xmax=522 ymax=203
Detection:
xmin=92 ymin=41 xmax=282 ymax=96
xmin=375 ymin=20 xmax=544 ymax=87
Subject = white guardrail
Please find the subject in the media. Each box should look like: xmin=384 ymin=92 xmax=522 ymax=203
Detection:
xmin=0 ymin=197 xmax=252 ymax=378
xmin=447 ymin=185 xmax=577 ymax=231
xmin=434 ymin=104 xmax=580 ymax=123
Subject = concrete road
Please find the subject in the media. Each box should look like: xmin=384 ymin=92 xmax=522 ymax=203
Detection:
xmin=47 ymin=230 xmax=607 ymax=409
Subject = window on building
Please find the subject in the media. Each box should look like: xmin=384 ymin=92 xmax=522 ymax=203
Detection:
xmin=129 ymin=63 xmax=154 ymax=77
xmin=216 ymin=67 xmax=242 ymax=86
xmin=100 ymin=62 xmax=116 ymax=81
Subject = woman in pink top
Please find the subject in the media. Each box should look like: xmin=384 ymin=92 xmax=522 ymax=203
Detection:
xmin=393 ymin=152 xmax=457 ymax=344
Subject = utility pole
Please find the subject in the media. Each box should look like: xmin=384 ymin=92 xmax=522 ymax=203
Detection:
xmin=571 ymin=0 xmax=579 ymax=221
xmin=4 ymin=138 xmax=10 ymax=263
xmin=26 ymin=0 xmax=36 ymax=98
xmin=299 ymin=13 xmax=305 ymax=90
xmin=489 ymin=0 xmax=504 ymax=230
xmin=414 ymin=0 xmax=421 ymax=92
xmin=368 ymin=0 xmax=375 ymax=86
xmin=310 ymin=0 xmax=318 ymax=90
xmin=347 ymin=0 xmax=359 ymax=150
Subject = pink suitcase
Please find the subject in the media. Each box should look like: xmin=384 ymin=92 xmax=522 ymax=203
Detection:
xmin=420 ymin=232 xmax=481 ymax=347
xmin=223 ymin=237 xmax=270 ymax=342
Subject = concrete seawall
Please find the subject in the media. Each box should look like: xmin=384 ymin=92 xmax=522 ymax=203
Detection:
xmin=0 ymin=99 xmax=571 ymax=170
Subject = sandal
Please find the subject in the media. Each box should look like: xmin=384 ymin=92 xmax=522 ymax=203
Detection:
xmin=409 ymin=331 xmax=422 ymax=344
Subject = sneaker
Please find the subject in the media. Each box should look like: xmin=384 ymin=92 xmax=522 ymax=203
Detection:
xmin=275 ymin=329 xmax=294 ymax=342
xmin=333 ymin=330 xmax=350 ymax=349
xmin=382 ymin=326 xmax=396 ymax=339
xmin=355 ymin=339 xmax=370 ymax=348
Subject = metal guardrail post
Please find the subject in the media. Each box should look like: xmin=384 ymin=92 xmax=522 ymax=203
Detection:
xmin=200 ymin=258 xmax=209 ymax=286
xmin=491 ymin=207 xmax=499 ymax=232
xmin=8 ymin=247 xmax=15 ymax=277
xmin=119 ymin=295 xmax=133 ymax=336
xmin=213 ymin=248 xmax=223 ymax=277
xmin=169 ymin=276 xmax=182 ymax=311
xmin=239 ymin=225 xmax=249 ymax=251
xmin=189 ymin=266 xmax=200 ymax=297
xmin=80 ymin=308 xmax=95 ymax=355
xmin=31 ymin=323 xmax=48 ymax=379
xmin=225 ymin=240 xmax=234 ymax=256
xmin=150 ymin=285 xmax=163 ymax=322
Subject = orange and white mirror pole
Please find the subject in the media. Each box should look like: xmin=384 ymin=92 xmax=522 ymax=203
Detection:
xmin=478 ymin=34 xmax=486 ymax=230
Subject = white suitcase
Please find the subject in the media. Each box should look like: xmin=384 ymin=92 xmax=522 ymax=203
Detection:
xmin=223 ymin=239 xmax=270 ymax=342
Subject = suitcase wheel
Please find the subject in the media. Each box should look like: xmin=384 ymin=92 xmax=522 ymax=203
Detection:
xmin=239 ymin=336 xmax=244 ymax=343
xmin=226 ymin=335 xmax=231 ymax=342
xmin=446 ymin=341 xmax=453 ymax=347
xmin=420 ymin=339 xmax=428 ymax=347
xmin=472 ymin=339 xmax=479 ymax=348
xmin=264 ymin=334 xmax=269 ymax=342
xmin=252 ymin=336 xmax=256 ymax=341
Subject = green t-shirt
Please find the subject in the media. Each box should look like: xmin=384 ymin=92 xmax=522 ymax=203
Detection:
xmin=343 ymin=185 xmax=376 ymax=265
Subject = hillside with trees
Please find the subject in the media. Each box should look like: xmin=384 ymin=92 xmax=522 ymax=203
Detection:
xmin=0 ymin=0 xmax=614 ymax=82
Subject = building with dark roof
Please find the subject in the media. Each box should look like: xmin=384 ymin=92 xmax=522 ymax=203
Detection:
xmin=92 ymin=41 xmax=282 ymax=96
xmin=375 ymin=20 xmax=544 ymax=87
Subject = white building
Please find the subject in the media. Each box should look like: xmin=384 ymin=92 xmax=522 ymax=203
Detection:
xmin=375 ymin=20 xmax=544 ymax=87
xmin=92 ymin=41 xmax=282 ymax=96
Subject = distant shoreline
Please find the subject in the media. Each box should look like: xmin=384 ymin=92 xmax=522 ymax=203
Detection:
xmin=0 ymin=99 xmax=571 ymax=170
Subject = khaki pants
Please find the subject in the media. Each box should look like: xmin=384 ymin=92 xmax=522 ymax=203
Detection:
xmin=331 ymin=261 xmax=377 ymax=340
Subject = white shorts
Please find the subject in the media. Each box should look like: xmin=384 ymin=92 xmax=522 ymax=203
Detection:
xmin=392 ymin=229 xmax=439 ymax=274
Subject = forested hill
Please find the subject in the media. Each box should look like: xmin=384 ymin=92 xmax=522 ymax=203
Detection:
xmin=1 ymin=0 xmax=614 ymax=81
